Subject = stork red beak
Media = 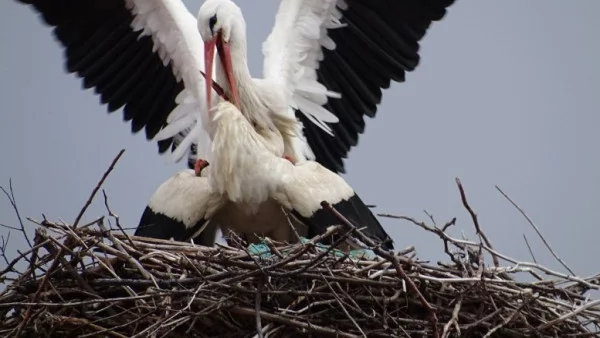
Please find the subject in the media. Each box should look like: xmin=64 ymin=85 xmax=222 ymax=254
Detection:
xmin=204 ymin=32 xmax=241 ymax=115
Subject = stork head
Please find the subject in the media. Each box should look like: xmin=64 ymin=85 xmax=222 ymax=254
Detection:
xmin=197 ymin=0 xmax=243 ymax=115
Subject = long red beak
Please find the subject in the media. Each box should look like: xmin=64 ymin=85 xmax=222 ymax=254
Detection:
xmin=204 ymin=32 xmax=241 ymax=116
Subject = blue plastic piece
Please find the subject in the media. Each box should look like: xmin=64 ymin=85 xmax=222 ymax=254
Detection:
xmin=247 ymin=237 xmax=376 ymax=260
xmin=247 ymin=242 xmax=273 ymax=258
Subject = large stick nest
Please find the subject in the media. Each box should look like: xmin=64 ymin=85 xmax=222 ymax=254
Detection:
xmin=0 ymin=151 xmax=598 ymax=337
xmin=1 ymin=213 xmax=599 ymax=337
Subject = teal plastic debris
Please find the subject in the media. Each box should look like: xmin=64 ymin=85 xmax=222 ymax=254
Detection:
xmin=247 ymin=242 xmax=273 ymax=258
xmin=247 ymin=237 xmax=377 ymax=260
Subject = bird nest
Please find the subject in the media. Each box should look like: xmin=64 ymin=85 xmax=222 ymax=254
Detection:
xmin=1 ymin=152 xmax=599 ymax=337
xmin=1 ymin=215 xmax=599 ymax=338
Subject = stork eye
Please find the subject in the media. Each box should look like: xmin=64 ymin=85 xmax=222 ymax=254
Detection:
xmin=209 ymin=14 xmax=218 ymax=34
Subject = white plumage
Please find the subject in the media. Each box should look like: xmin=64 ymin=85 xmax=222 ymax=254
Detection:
xmin=135 ymin=163 xmax=224 ymax=245
xmin=136 ymin=99 xmax=393 ymax=249
xmin=124 ymin=0 xmax=348 ymax=166
xmin=126 ymin=0 xmax=217 ymax=162
xmin=194 ymin=0 xmax=343 ymax=165
xmin=145 ymin=169 xmax=222 ymax=230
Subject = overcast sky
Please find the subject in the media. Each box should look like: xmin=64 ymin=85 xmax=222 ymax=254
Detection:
xmin=0 ymin=1 xmax=598 ymax=279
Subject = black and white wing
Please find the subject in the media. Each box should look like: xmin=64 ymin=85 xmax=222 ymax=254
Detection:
xmin=279 ymin=161 xmax=394 ymax=250
xmin=16 ymin=0 xmax=218 ymax=166
xmin=263 ymin=0 xmax=456 ymax=173
xmin=135 ymin=169 xmax=225 ymax=245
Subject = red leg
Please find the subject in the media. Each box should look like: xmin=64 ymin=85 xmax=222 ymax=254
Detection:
xmin=194 ymin=159 xmax=208 ymax=176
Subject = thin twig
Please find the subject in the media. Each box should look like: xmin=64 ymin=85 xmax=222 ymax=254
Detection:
xmin=73 ymin=149 xmax=125 ymax=227
xmin=102 ymin=189 xmax=137 ymax=249
xmin=255 ymin=276 xmax=264 ymax=338
xmin=1 ymin=179 xmax=32 ymax=248
xmin=538 ymin=298 xmax=600 ymax=330
xmin=0 ymin=223 xmax=20 ymax=231
xmin=321 ymin=271 xmax=367 ymax=338
xmin=522 ymin=234 xmax=537 ymax=264
xmin=455 ymin=177 xmax=499 ymax=268
xmin=482 ymin=301 xmax=529 ymax=338
xmin=496 ymin=185 xmax=575 ymax=275
xmin=441 ymin=297 xmax=462 ymax=338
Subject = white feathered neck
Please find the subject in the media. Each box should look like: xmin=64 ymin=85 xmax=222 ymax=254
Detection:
xmin=209 ymin=101 xmax=290 ymax=206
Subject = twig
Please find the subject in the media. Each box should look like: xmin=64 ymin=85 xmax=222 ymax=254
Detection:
xmin=230 ymin=305 xmax=361 ymax=338
xmin=73 ymin=149 xmax=125 ymax=227
xmin=538 ymin=298 xmax=600 ymax=330
xmin=377 ymin=214 xmax=460 ymax=264
xmin=255 ymin=276 xmax=264 ymax=338
xmin=441 ymin=297 xmax=462 ymax=338
xmin=321 ymin=272 xmax=367 ymax=338
xmin=380 ymin=212 xmax=598 ymax=290
xmin=14 ymin=150 xmax=126 ymax=337
xmin=496 ymin=185 xmax=575 ymax=275
xmin=0 ymin=233 xmax=10 ymax=267
xmin=522 ymin=234 xmax=537 ymax=264
xmin=102 ymin=189 xmax=136 ymax=249
xmin=424 ymin=210 xmax=437 ymax=226
xmin=1 ymin=179 xmax=32 ymax=248
xmin=0 ymin=223 xmax=20 ymax=231
xmin=14 ymin=241 xmax=65 ymax=336
xmin=455 ymin=177 xmax=499 ymax=268
xmin=96 ymin=219 xmax=155 ymax=283
xmin=482 ymin=302 xmax=528 ymax=338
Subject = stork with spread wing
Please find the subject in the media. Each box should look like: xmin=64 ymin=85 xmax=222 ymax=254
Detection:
xmin=17 ymin=0 xmax=454 ymax=173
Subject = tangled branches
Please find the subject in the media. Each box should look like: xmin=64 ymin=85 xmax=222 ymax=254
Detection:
xmin=0 ymin=213 xmax=598 ymax=337
xmin=0 ymin=150 xmax=599 ymax=337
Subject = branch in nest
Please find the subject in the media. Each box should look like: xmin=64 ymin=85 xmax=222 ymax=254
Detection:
xmin=0 ymin=218 xmax=598 ymax=337
xmin=1 ymin=153 xmax=599 ymax=337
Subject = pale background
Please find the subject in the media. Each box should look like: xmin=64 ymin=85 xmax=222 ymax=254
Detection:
xmin=0 ymin=1 xmax=598 ymax=281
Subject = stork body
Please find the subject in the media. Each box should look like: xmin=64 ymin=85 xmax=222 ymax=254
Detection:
xmin=208 ymin=99 xmax=394 ymax=249
xmin=17 ymin=0 xmax=455 ymax=173
xmin=135 ymin=100 xmax=394 ymax=250
xmin=135 ymin=160 xmax=307 ymax=245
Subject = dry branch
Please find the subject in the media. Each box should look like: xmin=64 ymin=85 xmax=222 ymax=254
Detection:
xmin=1 ymin=216 xmax=599 ymax=337
xmin=0 ymin=154 xmax=599 ymax=337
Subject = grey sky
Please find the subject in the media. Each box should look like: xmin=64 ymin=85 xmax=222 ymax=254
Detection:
xmin=0 ymin=0 xmax=598 ymax=278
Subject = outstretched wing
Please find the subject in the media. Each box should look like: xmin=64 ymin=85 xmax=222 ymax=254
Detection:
xmin=263 ymin=0 xmax=455 ymax=173
xmin=17 ymin=0 xmax=217 ymax=165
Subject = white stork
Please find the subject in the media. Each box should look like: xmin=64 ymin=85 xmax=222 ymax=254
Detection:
xmin=135 ymin=99 xmax=394 ymax=250
xmin=16 ymin=0 xmax=455 ymax=173
xmin=135 ymin=159 xmax=307 ymax=246
xmin=208 ymin=99 xmax=394 ymax=249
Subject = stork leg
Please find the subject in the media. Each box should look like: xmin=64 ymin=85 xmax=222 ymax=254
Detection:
xmin=194 ymin=159 xmax=210 ymax=176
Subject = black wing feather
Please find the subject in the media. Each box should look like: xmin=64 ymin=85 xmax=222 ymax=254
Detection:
xmin=135 ymin=206 xmax=218 ymax=246
xmin=299 ymin=0 xmax=456 ymax=173
xmin=294 ymin=193 xmax=394 ymax=250
xmin=17 ymin=0 xmax=189 ymax=156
